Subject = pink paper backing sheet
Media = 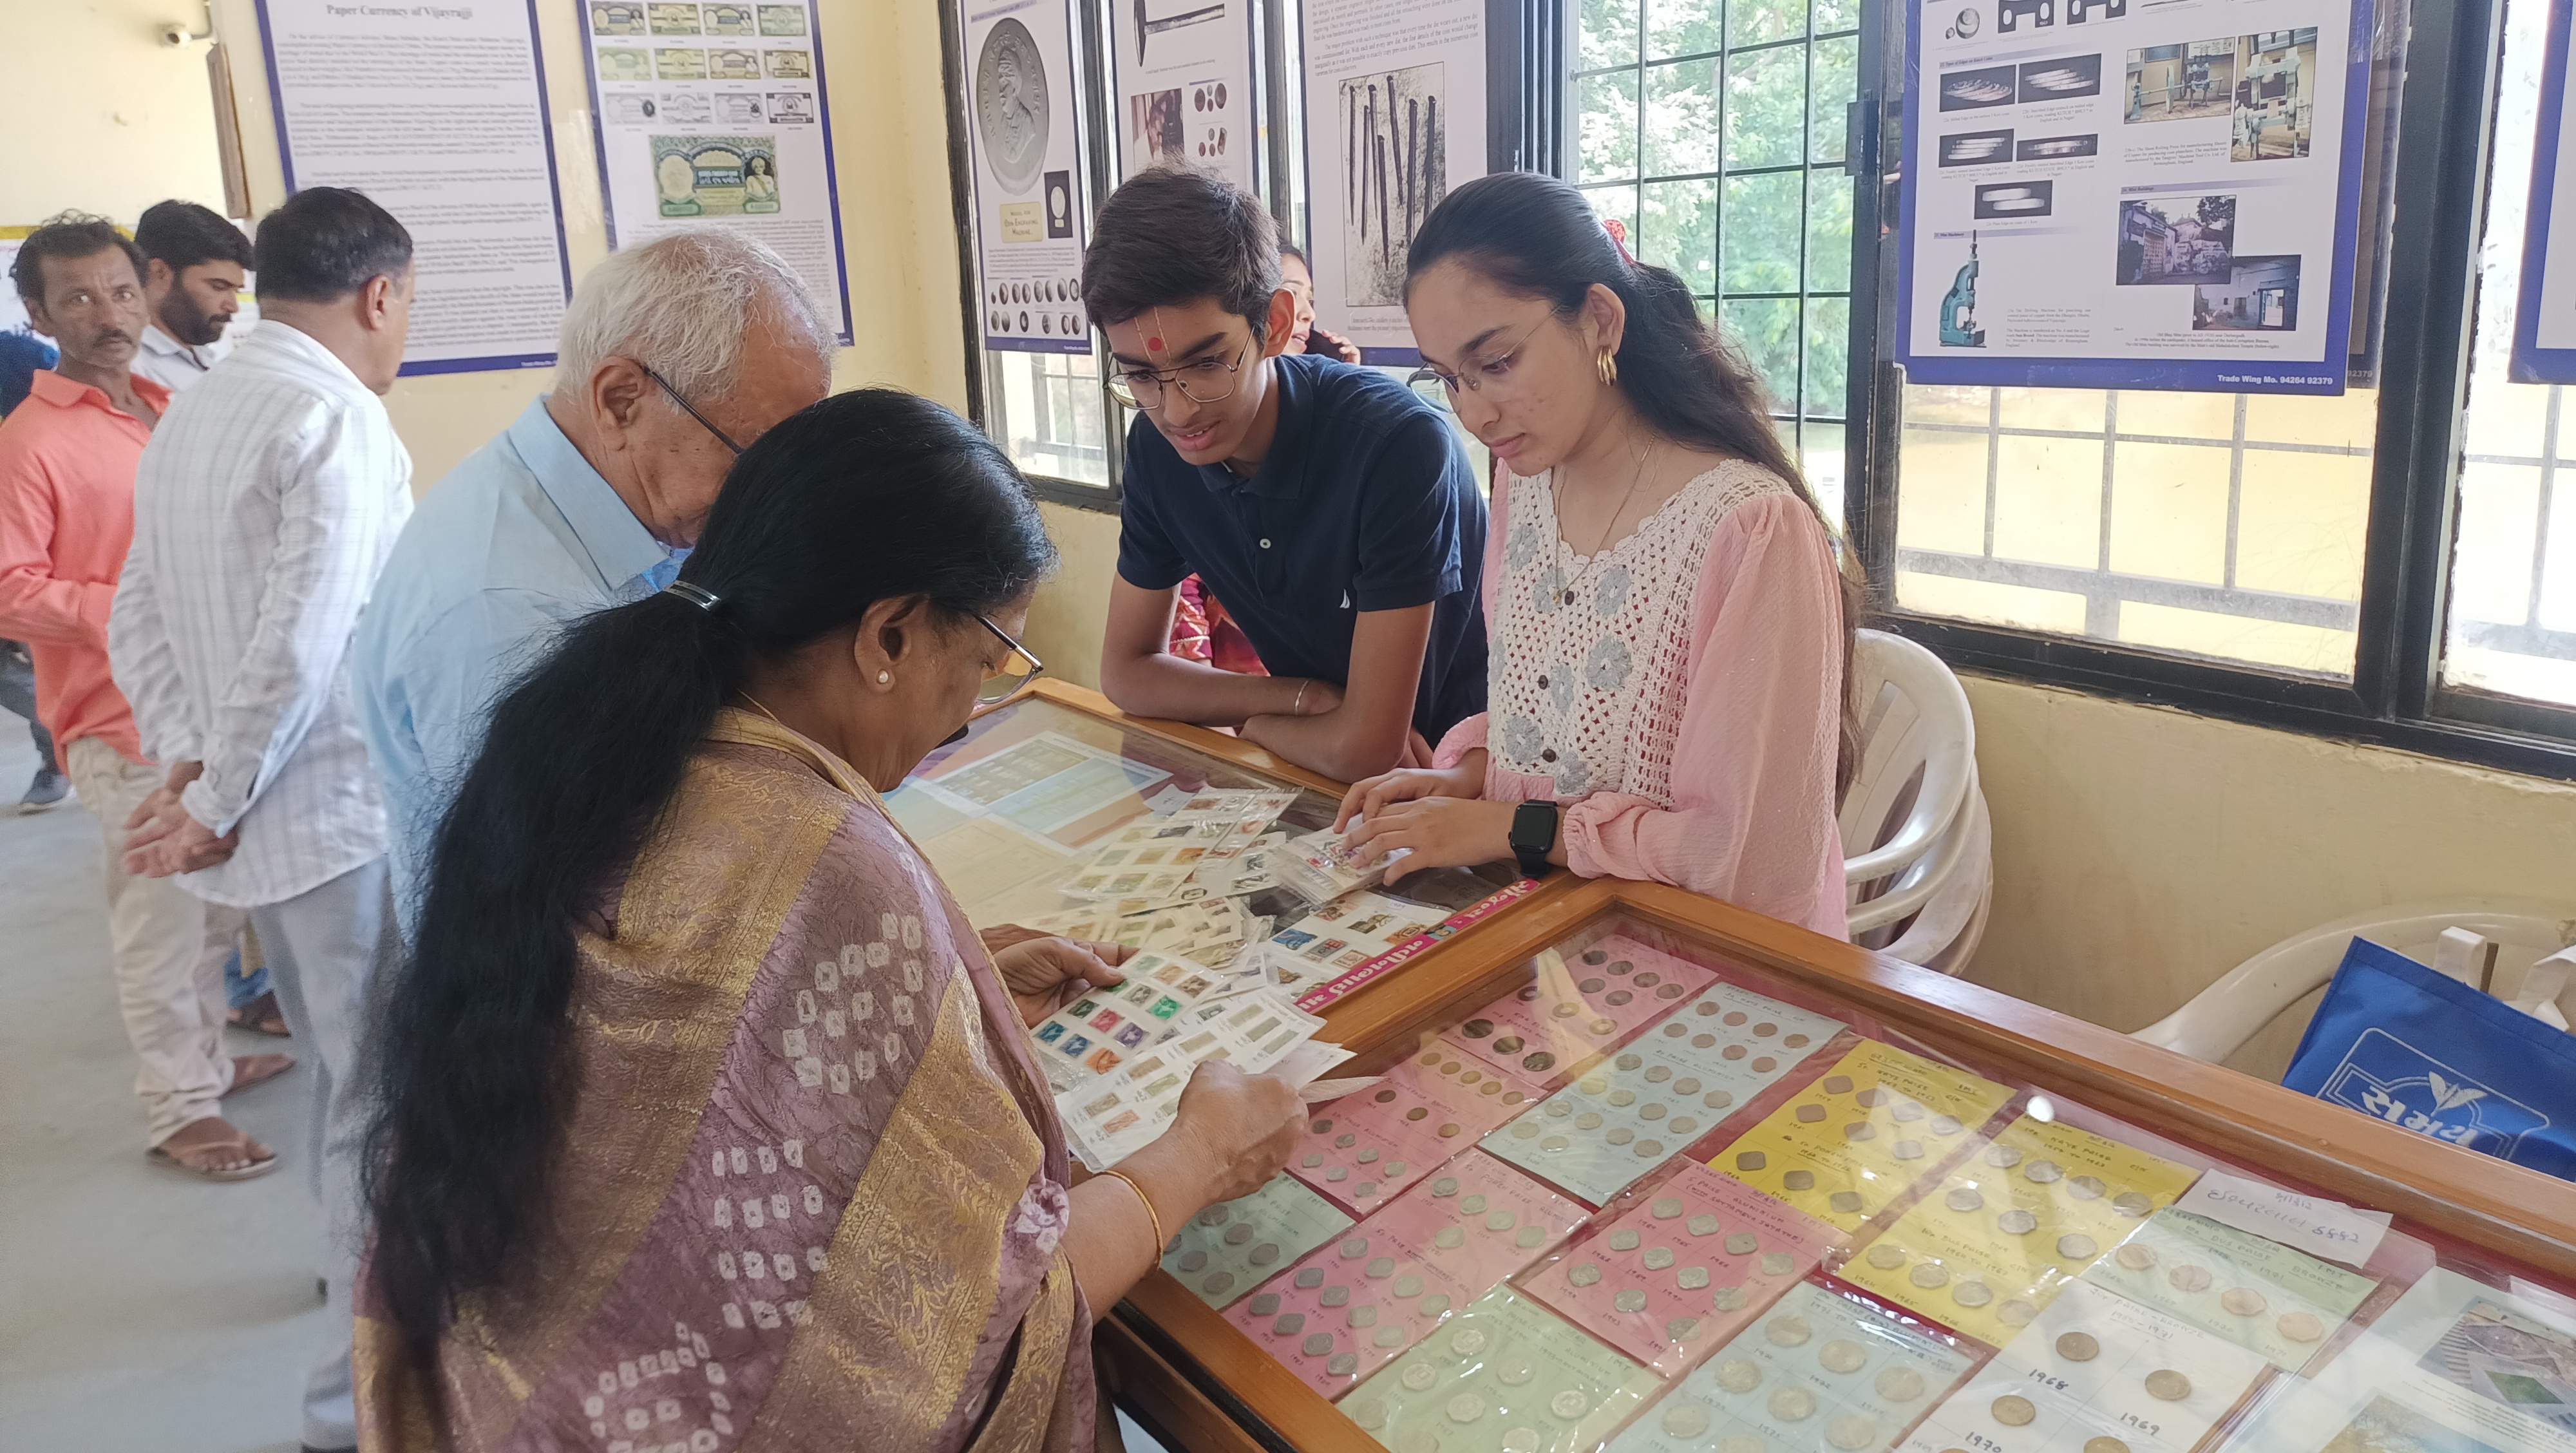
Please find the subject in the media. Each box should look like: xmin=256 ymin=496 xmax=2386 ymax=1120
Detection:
xmin=1447 ymin=936 xmax=1724 ymax=1090
xmin=1287 ymin=1037 xmax=1550 ymax=1215
xmin=1223 ymin=1150 xmax=1589 ymax=1398
xmin=1520 ymin=1160 xmax=1846 ymax=1376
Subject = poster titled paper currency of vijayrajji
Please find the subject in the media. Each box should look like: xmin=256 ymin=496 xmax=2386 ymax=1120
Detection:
xmin=579 ymin=0 xmax=852 ymax=343
xmin=252 ymin=0 xmax=573 ymax=374
xmin=962 ymin=0 xmax=1093 ymax=355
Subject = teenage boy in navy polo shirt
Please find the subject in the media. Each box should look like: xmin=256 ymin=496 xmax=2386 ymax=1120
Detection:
xmin=1081 ymin=163 xmax=1488 ymax=782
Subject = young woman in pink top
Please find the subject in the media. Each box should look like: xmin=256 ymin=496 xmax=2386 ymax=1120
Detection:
xmin=1337 ymin=171 xmax=1857 ymax=938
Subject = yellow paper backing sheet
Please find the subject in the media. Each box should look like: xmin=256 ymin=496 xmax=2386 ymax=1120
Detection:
xmin=1840 ymin=1114 xmax=2201 ymax=1346
xmin=1710 ymin=1040 xmax=2016 ymax=1231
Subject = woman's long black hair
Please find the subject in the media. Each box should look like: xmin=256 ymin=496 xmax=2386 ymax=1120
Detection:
xmin=1405 ymin=169 xmax=1866 ymax=798
xmin=364 ymin=388 xmax=1057 ymax=1354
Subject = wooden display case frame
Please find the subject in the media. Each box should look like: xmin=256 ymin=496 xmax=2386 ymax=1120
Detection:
xmin=1010 ymin=686 xmax=2576 ymax=1453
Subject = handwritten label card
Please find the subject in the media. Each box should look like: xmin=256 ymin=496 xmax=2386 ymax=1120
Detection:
xmin=2172 ymin=1168 xmax=2392 ymax=1268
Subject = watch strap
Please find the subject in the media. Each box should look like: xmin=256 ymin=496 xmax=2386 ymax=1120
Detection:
xmin=1510 ymin=799 xmax=1560 ymax=879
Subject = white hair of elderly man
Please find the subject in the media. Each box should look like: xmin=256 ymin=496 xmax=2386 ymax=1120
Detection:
xmin=556 ymin=231 xmax=833 ymax=401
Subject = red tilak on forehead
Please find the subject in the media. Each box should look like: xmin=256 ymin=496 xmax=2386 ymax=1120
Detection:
xmin=1146 ymin=306 xmax=1167 ymax=356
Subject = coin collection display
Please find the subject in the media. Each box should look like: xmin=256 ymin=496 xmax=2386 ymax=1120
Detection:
xmin=1125 ymin=927 xmax=2557 ymax=1453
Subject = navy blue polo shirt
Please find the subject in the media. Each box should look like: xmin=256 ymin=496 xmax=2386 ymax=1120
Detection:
xmin=1116 ymin=352 xmax=1489 ymax=741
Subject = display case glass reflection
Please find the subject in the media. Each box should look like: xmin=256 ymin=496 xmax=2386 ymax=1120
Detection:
xmin=895 ymin=690 xmax=1518 ymax=933
xmin=1137 ymin=909 xmax=2576 ymax=1453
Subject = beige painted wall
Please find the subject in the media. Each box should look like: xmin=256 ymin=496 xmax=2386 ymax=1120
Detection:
xmin=1 ymin=0 xmax=227 ymax=225
xmin=0 ymin=0 xmax=968 ymax=486
xmin=1960 ymin=678 xmax=2576 ymax=1058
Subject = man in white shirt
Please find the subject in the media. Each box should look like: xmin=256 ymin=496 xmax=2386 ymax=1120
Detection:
xmin=130 ymin=199 xmax=252 ymax=395
xmin=111 ymin=185 xmax=414 ymax=1453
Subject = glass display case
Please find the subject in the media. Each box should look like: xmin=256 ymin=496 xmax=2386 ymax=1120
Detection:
xmin=1096 ymin=879 xmax=2576 ymax=1453
xmin=896 ymin=681 xmax=1557 ymax=995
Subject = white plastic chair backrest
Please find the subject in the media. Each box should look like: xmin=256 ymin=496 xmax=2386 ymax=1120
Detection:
xmin=1841 ymin=630 xmax=1976 ymax=888
xmin=2130 ymin=900 xmax=2576 ymax=1065
xmin=1875 ymin=777 xmax=1994 ymax=973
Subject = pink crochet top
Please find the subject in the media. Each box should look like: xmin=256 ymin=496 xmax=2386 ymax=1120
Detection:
xmin=1433 ymin=461 xmax=1850 ymax=939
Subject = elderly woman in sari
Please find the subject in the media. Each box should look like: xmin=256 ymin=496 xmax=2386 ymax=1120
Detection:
xmin=357 ymin=389 xmax=1303 ymax=1450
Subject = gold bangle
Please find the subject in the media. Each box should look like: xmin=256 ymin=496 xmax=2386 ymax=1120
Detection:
xmin=1101 ymin=1168 xmax=1165 ymax=1260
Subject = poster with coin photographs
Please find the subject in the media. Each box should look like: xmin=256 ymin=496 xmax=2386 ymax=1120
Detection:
xmin=2512 ymin=0 xmax=2576 ymax=382
xmin=578 ymin=0 xmax=852 ymax=344
xmin=1895 ymin=0 xmax=2373 ymax=393
xmin=1108 ymin=0 xmax=1258 ymax=194
xmin=962 ymin=0 xmax=1092 ymax=354
xmin=1298 ymin=0 xmax=1488 ymax=363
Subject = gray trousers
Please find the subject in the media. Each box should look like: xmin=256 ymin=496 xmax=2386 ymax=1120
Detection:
xmin=247 ymin=856 xmax=395 ymax=1452
xmin=0 ymin=638 xmax=57 ymax=775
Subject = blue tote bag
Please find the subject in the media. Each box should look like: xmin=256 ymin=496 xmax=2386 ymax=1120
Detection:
xmin=2282 ymin=936 xmax=2576 ymax=1183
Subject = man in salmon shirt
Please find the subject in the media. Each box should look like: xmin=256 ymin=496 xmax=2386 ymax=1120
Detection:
xmin=0 ymin=214 xmax=291 ymax=1181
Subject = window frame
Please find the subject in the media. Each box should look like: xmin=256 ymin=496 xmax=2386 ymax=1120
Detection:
xmin=1828 ymin=0 xmax=2576 ymax=777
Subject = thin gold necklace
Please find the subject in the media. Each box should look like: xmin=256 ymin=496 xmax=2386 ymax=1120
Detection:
xmin=737 ymin=692 xmax=789 ymax=729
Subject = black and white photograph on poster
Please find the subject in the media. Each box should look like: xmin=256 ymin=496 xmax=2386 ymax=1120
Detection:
xmin=580 ymin=0 xmax=853 ymax=341
xmin=1338 ymin=62 xmax=1446 ymax=308
xmin=976 ymin=18 xmax=1051 ymax=194
xmin=2018 ymin=53 xmax=2103 ymax=102
xmin=1996 ymin=0 xmax=2048 ymax=33
xmin=2193 ymin=254 xmax=2300 ymax=328
xmin=2018 ymin=132 xmax=2099 ymax=159
xmin=961 ymin=0 xmax=1090 ymax=353
xmin=1941 ymin=129 xmax=2016 ymax=166
xmin=2116 ymin=194 xmax=2236 ymax=284
xmin=1975 ymin=180 xmax=2055 ymax=218
xmin=2126 ymin=39 xmax=2238 ymax=121
xmin=1300 ymin=0 xmax=1485 ymax=359
xmin=1940 ymin=63 xmax=2020 ymax=111
xmin=2234 ymin=29 xmax=2320 ymax=160
xmin=1045 ymin=170 xmax=1075 ymax=238
xmin=1109 ymin=0 xmax=1255 ymax=188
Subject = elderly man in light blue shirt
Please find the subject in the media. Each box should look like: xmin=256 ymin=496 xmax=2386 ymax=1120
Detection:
xmin=355 ymin=231 xmax=833 ymax=930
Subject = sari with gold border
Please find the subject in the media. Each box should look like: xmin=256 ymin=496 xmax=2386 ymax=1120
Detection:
xmin=355 ymin=709 xmax=1095 ymax=1453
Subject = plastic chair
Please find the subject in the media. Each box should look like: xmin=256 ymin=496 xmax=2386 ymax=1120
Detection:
xmin=1842 ymin=630 xmax=1978 ymax=935
xmin=2132 ymin=900 xmax=2576 ymax=1065
xmin=1877 ymin=770 xmax=1994 ymax=976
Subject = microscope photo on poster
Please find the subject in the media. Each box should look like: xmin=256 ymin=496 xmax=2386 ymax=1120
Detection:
xmin=578 ymin=0 xmax=852 ymax=343
xmin=1108 ymin=0 xmax=1258 ymax=193
xmin=1299 ymin=0 xmax=1486 ymax=363
xmin=2511 ymin=0 xmax=2576 ymax=382
xmin=1895 ymin=0 xmax=2373 ymax=394
xmin=964 ymin=0 xmax=1091 ymax=355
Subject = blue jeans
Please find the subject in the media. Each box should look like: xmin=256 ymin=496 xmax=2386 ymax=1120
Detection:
xmin=223 ymin=945 xmax=272 ymax=1010
xmin=0 ymin=639 xmax=59 ymax=777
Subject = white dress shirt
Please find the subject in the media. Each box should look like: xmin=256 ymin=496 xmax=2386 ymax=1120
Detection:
xmin=131 ymin=323 xmax=233 ymax=395
xmin=111 ymin=321 xmax=413 ymax=909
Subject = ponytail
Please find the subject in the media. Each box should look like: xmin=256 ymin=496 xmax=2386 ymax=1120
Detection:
xmin=365 ymin=388 xmax=1056 ymax=1354
xmin=1405 ymin=170 xmax=1866 ymax=799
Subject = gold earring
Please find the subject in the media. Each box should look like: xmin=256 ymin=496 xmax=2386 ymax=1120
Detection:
xmin=876 ymin=670 xmax=891 ymax=685
xmin=1596 ymin=350 xmax=1619 ymax=386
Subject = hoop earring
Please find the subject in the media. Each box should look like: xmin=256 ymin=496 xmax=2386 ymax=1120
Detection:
xmin=1596 ymin=350 xmax=1619 ymax=386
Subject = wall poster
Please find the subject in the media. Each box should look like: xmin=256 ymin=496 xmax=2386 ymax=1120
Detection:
xmin=1107 ymin=0 xmax=1260 ymax=193
xmin=1298 ymin=0 xmax=1488 ymax=364
xmin=253 ymin=0 xmax=573 ymax=374
xmin=1895 ymin=0 xmax=2375 ymax=394
xmin=578 ymin=0 xmax=854 ymax=345
xmin=961 ymin=0 xmax=1092 ymax=356
xmin=2512 ymin=0 xmax=2576 ymax=381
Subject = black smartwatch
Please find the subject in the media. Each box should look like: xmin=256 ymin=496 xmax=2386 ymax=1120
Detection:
xmin=1508 ymin=800 xmax=1560 ymax=880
